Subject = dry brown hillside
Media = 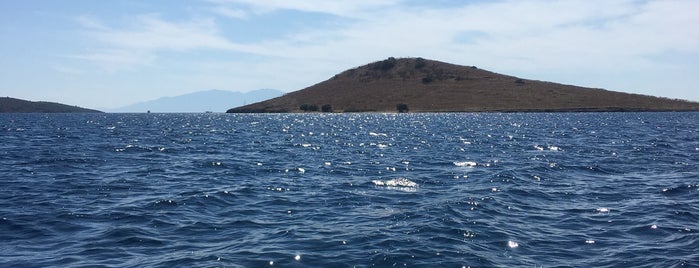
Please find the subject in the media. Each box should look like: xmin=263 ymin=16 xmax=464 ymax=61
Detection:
xmin=227 ymin=57 xmax=699 ymax=113
xmin=0 ymin=97 xmax=102 ymax=113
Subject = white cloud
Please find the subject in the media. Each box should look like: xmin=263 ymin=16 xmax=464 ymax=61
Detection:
xmin=75 ymin=15 xmax=108 ymax=30
xmin=91 ymin=15 xmax=236 ymax=51
xmin=209 ymin=6 xmax=248 ymax=19
xmin=206 ymin=0 xmax=401 ymax=18
xmin=238 ymin=0 xmax=699 ymax=73
xmin=73 ymin=14 xmax=270 ymax=71
xmin=69 ymin=0 xmax=699 ymax=101
xmin=71 ymin=50 xmax=156 ymax=72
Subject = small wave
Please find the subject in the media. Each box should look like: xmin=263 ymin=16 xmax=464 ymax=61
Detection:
xmin=372 ymin=178 xmax=418 ymax=188
xmin=662 ymin=184 xmax=699 ymax=196
xmin=596 ymin=207 xmax=610 ymax=213
xmin=369 ymin=142 xmax=389 ymax=148
xmin=114 ymin=144 xmax=164 ymax=153
xmin=282 ymin=167 xmax=306 ymax=173
xmin=453 ymin=161 xmax=477 ymax=167
xmin=534 ymin=145 xmax=562 ymax=151
xmin=507 ymin=240 xmax=519 ymax=248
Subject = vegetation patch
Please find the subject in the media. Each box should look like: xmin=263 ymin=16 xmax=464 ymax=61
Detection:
xmin=370 ymin=57 xmax=398 ymax=71
xmin=397 ymin=103 xmax=409 ymax=113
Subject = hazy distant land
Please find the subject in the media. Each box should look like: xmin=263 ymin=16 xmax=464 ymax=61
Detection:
xmin=0 ymin=97 xmax=102 ymax=113
xmin=228 ymin=57 xmax=699 ymax=113
xmin=109 ymin=89 xmax=283 ymax=113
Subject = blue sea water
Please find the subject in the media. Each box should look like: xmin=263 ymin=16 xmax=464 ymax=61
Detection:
xmin=1 ymin=112 xmax=698 ymax=267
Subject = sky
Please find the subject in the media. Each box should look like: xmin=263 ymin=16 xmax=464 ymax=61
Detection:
xmin=1 ymin=0 xmax=698 ymax=110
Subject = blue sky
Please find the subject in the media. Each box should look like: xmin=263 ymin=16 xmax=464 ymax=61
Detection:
xmin=2 ymin=0 xmax=698 ymax=109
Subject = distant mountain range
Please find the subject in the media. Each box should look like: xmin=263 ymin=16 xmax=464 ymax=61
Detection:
xmin=110 ymin=89 xmax=283 ymax=113
xmin=0 ymin=97 xmax=102 ymax=113
xmin=227 ymin=57 xmax=699 ymax=113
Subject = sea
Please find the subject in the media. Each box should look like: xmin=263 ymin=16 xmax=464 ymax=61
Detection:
xmin=1 ymin=112 xmax=697 ymax=267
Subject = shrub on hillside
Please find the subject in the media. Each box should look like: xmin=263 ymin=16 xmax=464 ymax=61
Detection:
xmin=321 ymin=104 xmax=332 ymax=113
xmin=371 ymin=57 xmax=397 ymax=71
xmin=415 ymin=57 xmax=426 ymax=69
xmin=300 ymin=104 xmax=319 ymax=112
xmin=397 ymin=103 xmax=409 ymax=113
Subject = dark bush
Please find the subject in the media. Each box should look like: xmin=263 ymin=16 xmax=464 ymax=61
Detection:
xmin=371 ymin=57 xmax=397 ymax=71
xmin=397 ymin=103 xmax=409 ymax=113
xmin=300 ymin=104 xmax=318 ymax=112
xmin=515 ymin=78 xmax=525 ymax=84
xmin=321 ymin=104 xmax=332 ymax=113
xmin=415 ymin=57 xmax=426 ymax=69
xmin=422 ymin=75 xmax=433 ymax=84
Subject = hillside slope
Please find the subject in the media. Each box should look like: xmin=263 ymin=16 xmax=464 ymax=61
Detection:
xmin=227 ymin=57 xmax=699 ymax=113
xmin=0 ymin=97 xmax=102 ymax=113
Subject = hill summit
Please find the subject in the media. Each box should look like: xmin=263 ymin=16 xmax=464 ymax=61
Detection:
xmin=227 ymin=57 xmax=699 ymax=113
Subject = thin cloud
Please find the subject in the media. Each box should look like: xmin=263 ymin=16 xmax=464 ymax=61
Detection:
xmin=70 ymin=50 xmax=156 ymax=72
xmin=209 ymin=6 xmax=248 ymax=19
xmin=206 ymin=0 xmax=401 ymax=18
xmin=75 ymin=15 xmax=109 ymax=30
xmin=73 ymin=14 xmax=266 ymax=71
xmin=52 ymin=65 xmax=84 ymax=75
xmin=90 ymin=15 xmax=236 ymax=51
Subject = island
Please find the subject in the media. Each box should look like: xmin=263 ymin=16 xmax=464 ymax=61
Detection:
xmin=0 ymin=97 xmax=102 ymax=113
xmin=227 ymin=57 xmax=699 ymax=113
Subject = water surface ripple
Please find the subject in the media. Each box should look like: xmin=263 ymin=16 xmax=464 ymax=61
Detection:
xmin=1 ymin=113 xmax=697 ymax=267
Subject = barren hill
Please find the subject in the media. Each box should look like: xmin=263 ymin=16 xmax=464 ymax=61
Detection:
xmin=227 ymin=57 xmax=699 ymax=113
xmin=0 ymin=97 xmax=102 ymax=113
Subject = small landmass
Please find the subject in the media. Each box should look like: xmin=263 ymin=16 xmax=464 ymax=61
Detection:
xmin=0 ymin=97 xmax=102 ymax=113
xmin=227 ymin=57 xmax=699 ymax=113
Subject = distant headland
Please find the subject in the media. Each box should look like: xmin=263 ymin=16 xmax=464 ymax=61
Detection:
xmin=227 ymin=57 xmax=699 ymax=113
xmin=0 ymin=97 xmax=102 ymax=113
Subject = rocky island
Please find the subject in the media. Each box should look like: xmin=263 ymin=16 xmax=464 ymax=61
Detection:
xmin=227 ymin=57 xmax=699 ymax=113
xmin=0 ymin=97 xmax=102 ymax=113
